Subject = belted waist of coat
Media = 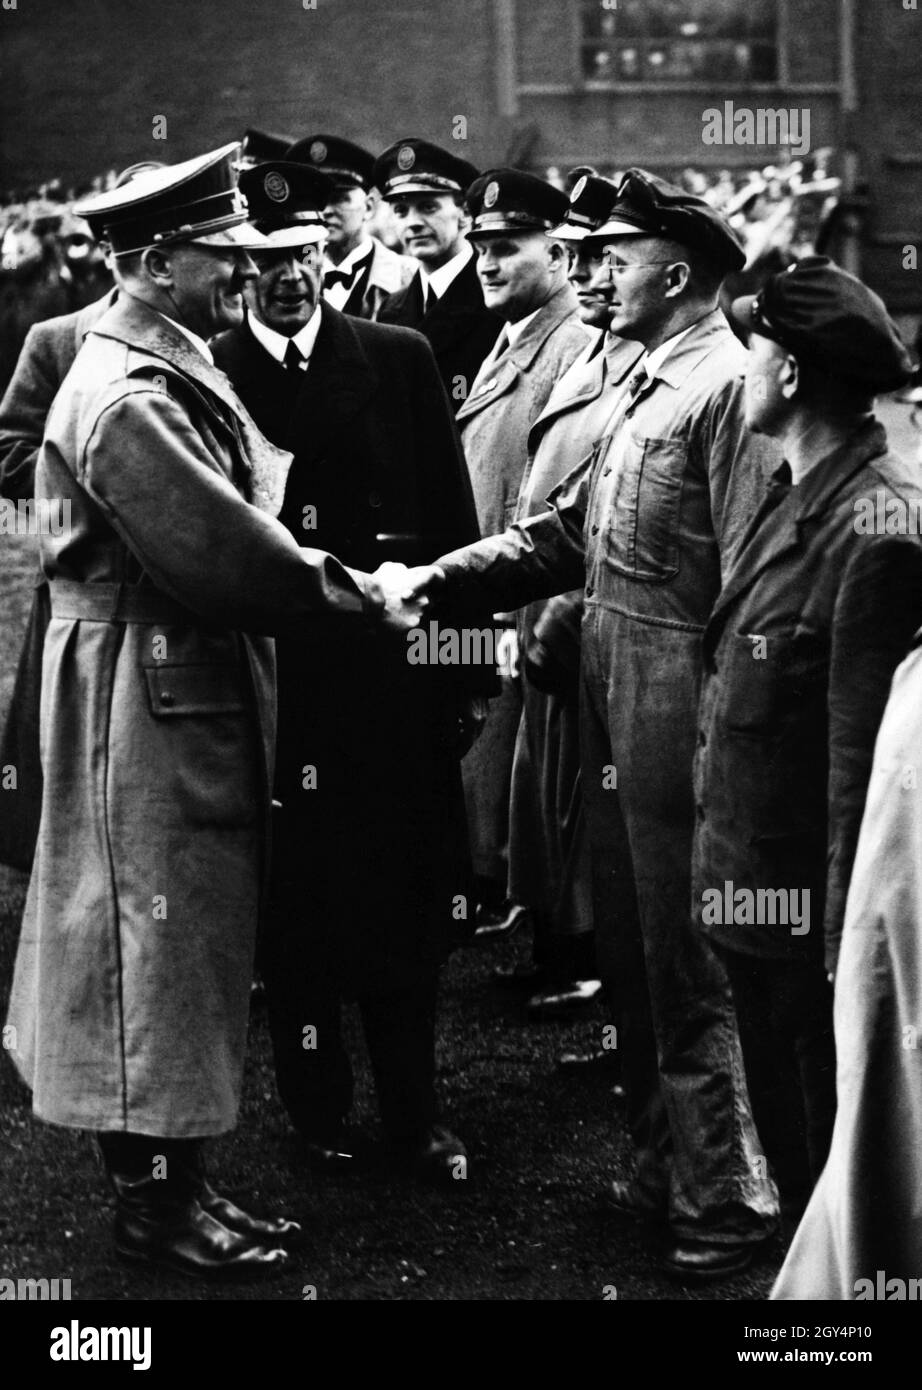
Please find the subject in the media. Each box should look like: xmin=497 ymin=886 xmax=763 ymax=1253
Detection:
xmin=48 ymin=579 xmax=198 ymax=626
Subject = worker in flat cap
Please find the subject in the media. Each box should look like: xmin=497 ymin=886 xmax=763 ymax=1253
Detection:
xmin=451 ymin=170 xmax=593 ymax=986
xmin=212 ymin=158 xmax=492 ymax=1186
xmin=692 ymin=256 xmax=922 ymax=1237
xmin=286 ymin=134 xmax=415 ymax=320
xmin=374 ymin=138 xmax=501 ymax=410
xmin=398 ymin=166 xmax=784 ymax=1280
xmin=3 ymin=143 xmax=427 ymax=1280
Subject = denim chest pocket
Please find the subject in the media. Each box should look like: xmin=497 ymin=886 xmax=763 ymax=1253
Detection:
xmin=606 ymin=434 xmax=686 ymax=582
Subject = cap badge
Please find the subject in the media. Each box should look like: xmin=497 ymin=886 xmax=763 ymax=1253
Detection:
xmin=264 ymin=171 xmax=290 ymax=203
xmin=309 ymin=140 xmax=327 ymax=164
xmin=571 ymin=175 xmax=588 ymax=203
xmin=483 ymin=180 xmax=500 ymax=209
xmin=397 ymin=144 xmax=416 ymax=172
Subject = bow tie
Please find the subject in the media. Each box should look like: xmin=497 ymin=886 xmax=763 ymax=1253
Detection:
xmin=323 ymin=267 xmax=357 ymax=290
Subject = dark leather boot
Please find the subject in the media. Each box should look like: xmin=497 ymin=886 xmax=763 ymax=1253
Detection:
xmin=179 ymin=1143 xmax=301 ymax=1244
xmin=99 ymin=1134 xmax=291 ymax=1280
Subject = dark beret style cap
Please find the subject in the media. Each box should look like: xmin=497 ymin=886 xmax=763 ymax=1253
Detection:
xmin=286 ymin=134 xmax=376 ymax=190
xmin=731 ymin=256 xmax=913 ymax=392
xmin=592 ymin=166 xmax=746 ymax=273
xmin=373 ymin=139 xmax=479 ymax=199
xmin=466 ymin=168 xmax=570 ymax=239
xmin=238 ymin=161 xmax=334 ymax=246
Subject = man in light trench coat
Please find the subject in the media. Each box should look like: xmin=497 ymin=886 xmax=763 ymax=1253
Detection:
xmin=2 ymin=145 xmax=423 ymax=1281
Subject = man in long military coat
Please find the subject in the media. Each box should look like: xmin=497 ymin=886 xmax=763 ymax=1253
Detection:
xmin=374 ymin=139 xmax=501 ymax=411
xmin=212 ymin=159 xmax=492 ymax=1181
xmin=4 ymin=146 xmax=419 ymax=1280
xmin=402 ymin=171 xmax=783 ymax=1280
xmin=452 ymin=169 xmax=591 ymax=945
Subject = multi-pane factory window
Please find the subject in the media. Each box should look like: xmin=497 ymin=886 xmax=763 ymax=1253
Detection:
xmin=581 ymin=0 xmax=779 ymax=84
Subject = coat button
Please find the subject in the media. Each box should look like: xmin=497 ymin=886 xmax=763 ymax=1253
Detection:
xmin=591 ymin=524 xmax=600 ymax=536
xmin=602 ymin=467 xmax=611 ymax=477
xmin=368 ymin=491 xmax=383 ymax=508
xmin=160 ymin=692 xmax=175 ymax=708
xmin=698 ymin=729 xmax=707 ymax=746
xmin=586 ymin=585 xmax=595 ymax=597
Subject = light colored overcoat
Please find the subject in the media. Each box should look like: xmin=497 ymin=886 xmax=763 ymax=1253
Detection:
xmin=6 ymin=294 xmax=370 ymax=1137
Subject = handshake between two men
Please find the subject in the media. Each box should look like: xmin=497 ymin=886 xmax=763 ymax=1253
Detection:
xmin=373 ymin=560 xmax=449 ymax=632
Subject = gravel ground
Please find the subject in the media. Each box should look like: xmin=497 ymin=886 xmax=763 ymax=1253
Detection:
xmin=0 ymin=512 xmax=788 ymax=1304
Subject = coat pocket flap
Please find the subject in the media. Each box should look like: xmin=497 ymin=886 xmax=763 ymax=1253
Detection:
xmin=144 ymin=664 xmax=247 ymax=717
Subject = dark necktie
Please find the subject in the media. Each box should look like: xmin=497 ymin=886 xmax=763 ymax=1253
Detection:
xmin=284 ymin=339 xmax=304 ymax=373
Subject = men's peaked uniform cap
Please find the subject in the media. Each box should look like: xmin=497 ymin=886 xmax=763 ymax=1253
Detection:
xmin=287 ymin=134 xmax=376 ymax=191
xmin=466 ymin=168 xmax=570 ymax=239
xmin=373 ymin=139 xmax=479 ymax=199
xmin=551 ymin=172 xmax=620 ymax=241
xmin=239 ymin=127 xmax=295 ymax=168
xmin=730 ymin=255 xmax=913 ymax=392
xmin=238 ymin=161 xmax=334 ymax=247
xmin=76 ymin=143 xmax=270 ymax=255
xmin=589 ymin=166 xmax=746 ymax=273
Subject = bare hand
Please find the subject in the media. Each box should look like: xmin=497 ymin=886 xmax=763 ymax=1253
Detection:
xmin=372 ymin=561 xmax=429 ymax=632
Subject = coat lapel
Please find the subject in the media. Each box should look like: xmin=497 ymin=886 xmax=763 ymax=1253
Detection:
xmin=90 ymin=295 xmax=292 ymax=515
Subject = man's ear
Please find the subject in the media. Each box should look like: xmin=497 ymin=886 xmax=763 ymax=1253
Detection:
xmin=547 ymin=238 xmax=567 ymax=270
xmin=455 ymin=201 xmax=472 ymax=235
xmin=363 ymin=190 xmax=377 ymax=226
xmin=663 ymin=260 xmax=691 ymax=298
xmin=779 ymin=352 xmax=800 ymax=400
xmin=141 ymin=245 xmax=174 ymax=286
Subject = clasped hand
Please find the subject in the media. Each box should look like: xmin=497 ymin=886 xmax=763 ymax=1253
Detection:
xmin=373 ymin=561 xmax=446 ymax=632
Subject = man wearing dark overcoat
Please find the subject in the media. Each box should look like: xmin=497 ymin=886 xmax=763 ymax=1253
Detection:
xmin=374 ymin=138 xmax=501 ymax=411
xmin=212 ymin=160 xmax=492 ymax=1181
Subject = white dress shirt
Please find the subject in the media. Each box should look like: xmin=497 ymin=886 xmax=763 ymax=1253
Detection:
xmin=247 ymin=305 xmax=322 ymax=370
xmin=418 ymin=240 xmax=473 ymax=307
xmin=322 ymin=237 xmax=374 ymax=311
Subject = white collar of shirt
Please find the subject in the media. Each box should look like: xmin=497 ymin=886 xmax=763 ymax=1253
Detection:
xmin=322 ymin=237 xmax=373 ymax=280
xmin=247 ymin=304 xmax=322 ymax=368
xmin=159 ymin=313 xmax=214 ymax=365
xmin=638 ymin=324 xmax=696 ymax=380
xmin=503 ymin=306 xmax=541 ymax=349
xmin=419 ymin=240 xmax=473 ymax=300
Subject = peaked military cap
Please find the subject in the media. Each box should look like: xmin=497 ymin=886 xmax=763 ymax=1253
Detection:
xmin=373 ymin=139 xmax=479 ymax=200
xmin=466 ymin=169 xmax=570 ymax=239
xmin=238 ymin=161 xmax=334 ymax=247
xmin=287 ymin=134 xmax=375 ymax=190
xmin=731 ymin=256 xmax=912 ymax=392
xmin=591 ymin=167 xmax=746 ymax=273
xmin=76 ymin=143 xmax=269 ymax=255
xmin=552 ymin=172 xmax=620 ymax=241
xmin=239 ymin=127 xmax=295 ymax=168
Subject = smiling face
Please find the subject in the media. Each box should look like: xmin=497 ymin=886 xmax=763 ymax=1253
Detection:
xmin=245 ymin=241 xmax=325 ymax=336
xmin=388 ymin=192 xmax=467 ymax=269
xmin=473 ymin=230 xmax=559 ymax=322
xmin=597 ymin=234 xmax=681 ymax=345
xmin=567 ymin=241 xmax=616 ymax=329
xmin=163 ymin=243 xmax=258 ymax=337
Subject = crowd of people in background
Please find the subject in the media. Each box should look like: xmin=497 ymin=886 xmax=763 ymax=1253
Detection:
xmin=1 ymin=125 xmax=921 ymax=1300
